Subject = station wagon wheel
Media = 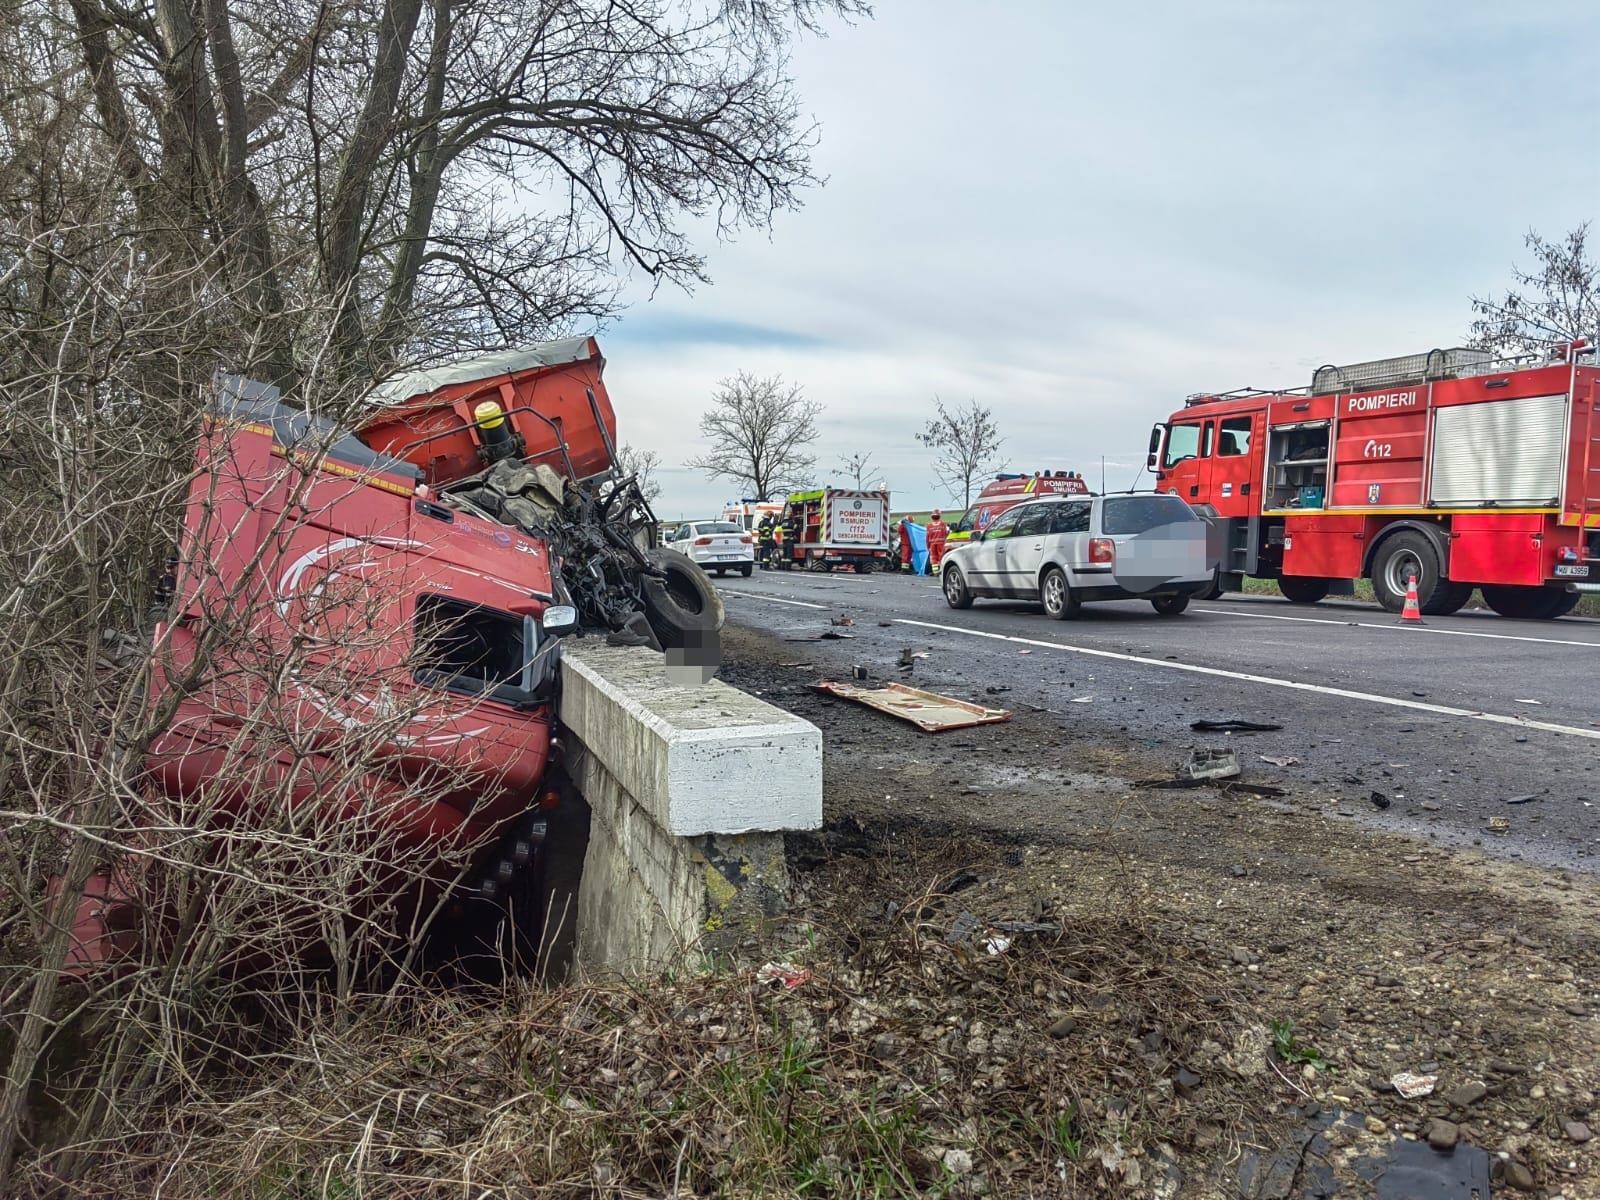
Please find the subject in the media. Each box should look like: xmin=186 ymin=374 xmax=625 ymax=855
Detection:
xmin=1151 ymin=594 xmax=1190 ymax=616
xmin=943 ymin=564 xmax=973 ymax=610
xmin=1041 ymin=567 xmax=1079 ymax=620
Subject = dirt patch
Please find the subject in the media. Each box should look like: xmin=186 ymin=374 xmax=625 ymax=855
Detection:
xmin=721 ymin=622 xmax=1600 ymax=1196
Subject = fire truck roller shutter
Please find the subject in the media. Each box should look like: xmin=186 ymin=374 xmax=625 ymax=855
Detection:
xmin=1364 ymin=522 xmax=1472 ymax=616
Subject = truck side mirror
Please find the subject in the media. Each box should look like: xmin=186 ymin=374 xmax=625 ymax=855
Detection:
xmin=1147 ymin=424 xmax=1165 ymax=470
xmin=541 ymin=605 xmax=578 ymax=637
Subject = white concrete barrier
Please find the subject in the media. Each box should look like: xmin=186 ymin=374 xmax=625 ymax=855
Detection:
xmin=558 ymin=641 xmax=822 ymax=976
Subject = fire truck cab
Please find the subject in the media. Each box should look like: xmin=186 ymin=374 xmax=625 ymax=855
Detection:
xmin=1148 ymin=344 xmax=1600 ymax=618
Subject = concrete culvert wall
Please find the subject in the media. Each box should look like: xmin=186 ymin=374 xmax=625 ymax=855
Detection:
xmin=554 ymin=640 xmax=822 ymax=976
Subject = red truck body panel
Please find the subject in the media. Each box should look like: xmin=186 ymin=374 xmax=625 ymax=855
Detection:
xmin=357 ymin=338 xmax=618 ymax=486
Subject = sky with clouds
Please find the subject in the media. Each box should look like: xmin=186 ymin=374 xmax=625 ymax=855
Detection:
xmin=597 ymin=0 xmax=1600 ymax=521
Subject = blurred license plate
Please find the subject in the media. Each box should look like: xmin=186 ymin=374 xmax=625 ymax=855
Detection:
xmin=1555 ymin=564 xmax=1589 ymax=577
xmin=716 ymin=554 xmax=741 ymax=560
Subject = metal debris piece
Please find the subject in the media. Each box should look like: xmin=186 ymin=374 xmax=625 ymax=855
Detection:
xmin=1191 ymin=719 xmax=1283 ymax=733
xmin=1258 ymin=755 xmax=1300 ymax=767
xmin=831 ymin=615 xmax=855 ymax=626
xmin=1183 ymin=748 xmax=1240 ymax=781
xmin=812 ymin=681 xmax=1012 ymax=732
xmin=1503 ymin=794 xmax=1539 ymax=805
xmin=1487 ymin=816 xmax=1510 ymax=833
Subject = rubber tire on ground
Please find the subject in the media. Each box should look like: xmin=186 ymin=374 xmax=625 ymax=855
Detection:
xmin=1481 ymin=584 xmax=1574 ymax=620
xmin=857 ymin=561 xmax=874 ymax=575
xmin=1040 ymin=566 xmax=1080 ymax=621
xmin=1192 ymin=570 xmax=1224 ymax=601
xmin=1370 ymin=530 xmax=1448 ymax=614
xmin=740 ymin=563 xmax=753 ymax=578
xmin=713 ymin=568 xmax=726 ymax=577
xmin=1421 ymin=582 xmax=1474 ymax=616
xmin=1278 ymin=576 xmax=1330 ymax=605
xmin=1151 ymin=594 xmax=1190 ymax=616
xmin=640 ymin=548 xmax=726 ymax=648
xmin=942 ymin=564 xmax=973 ymax=609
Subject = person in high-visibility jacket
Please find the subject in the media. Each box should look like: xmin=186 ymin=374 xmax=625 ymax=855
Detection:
xmin=898 ymin=516 xmax=915 ymax=572
xmin=755 ymin=514 xmax=776 ymax=569
xmin=927 ymin=509 xmax=950 ymax=574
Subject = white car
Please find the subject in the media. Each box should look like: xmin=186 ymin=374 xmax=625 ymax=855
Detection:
xmin=940 ymin=492 xmax=1212 ymax=617
xmin=666 ymin=520 xmax=755 ymax=577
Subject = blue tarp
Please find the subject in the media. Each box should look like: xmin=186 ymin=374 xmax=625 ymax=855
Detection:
xmin=900 ymin=521 xmax=929 ymax=575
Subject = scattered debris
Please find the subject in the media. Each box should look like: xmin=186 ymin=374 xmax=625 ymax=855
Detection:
xmin=831 ymin=615 xmax=855 ymax=626
xmin=1503 ymin=794 xmax=1539 ymax=805
xmin=1370 ymin=791 xmax=1391 ymax=810
xmin=983 ymin=934 xmax=1012 ymax=956
xmin=1513 ymin=698 xmax=1542 ymax=705
xmin=1487 ymin=816 xmax=1510 ymax=833
xmin=1390 ymin=1071 xmax=1438 ymax=1099
xmin=1183 ymin=748 xmax=1240 ymax=781
xmin=1017 ymin=649 xmax=1032 ymax=655
xmin=1190 ymin=719 xmax=1283 ymax=733
xmin=984 ymin=685 xmax=1011 ymax=695
xmin=1136 ymin=778 xmax=1286 ymax=798
xmin=754 ymin=961 xmax=812 ymax=989
xmin=897 ymin=647 xmax=915 ymax=668
xmin=877 ymin=621 xmax=893 ymax=627
xmin=812 ymin=681 xmax=1012 ymax=732
xmin=1067 ymin=695 xmax=1094 ymax=704
xmin=851 ymin=664 xmax=869 ymax=681
xmin=1258 ymin=755 xmax=1300 ymax=767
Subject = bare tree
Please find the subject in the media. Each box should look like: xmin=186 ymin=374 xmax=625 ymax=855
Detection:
xmin=916 ymin=397 xmax=1006 ymax=508
xmin=1470 ymin=224 xmax=1600 ymax=355
xmin=8 ymin=0 xmax=870 ymax=387
xmin=833 ymin=450 xmax=877 ymax=489
xmin=616 ymin=443 xmax=662 ymax=503
xmin=687 ymin=373 xmax=822 ymax=501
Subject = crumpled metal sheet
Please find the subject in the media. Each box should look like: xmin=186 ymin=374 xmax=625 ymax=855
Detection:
xmin=812 ymin=681 xmax=1011 ymax=732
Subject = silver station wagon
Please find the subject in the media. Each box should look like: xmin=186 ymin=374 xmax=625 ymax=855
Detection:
xmin=939 ymin=492 xmax=1212 ymax=618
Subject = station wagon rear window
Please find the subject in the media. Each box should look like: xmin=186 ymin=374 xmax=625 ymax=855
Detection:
xmin=1100 ymin=495 xmax=1198 ymax=535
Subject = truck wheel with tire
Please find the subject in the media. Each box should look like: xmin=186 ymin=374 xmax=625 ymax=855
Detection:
xmin=641 ymin=549 xmax=725 ymax=648
xmin=943 ymin=564 xmax=973 ymax=609
xmin=1040 ymin=567 xmax=1080 ymax=620
xmin=1370 ymin=530 xmax=1452 ymax=614
xmin=1278 ymin=576 xmax=1330 ymax=604
xmin=1482 ymin=584 xmax=1574 ymax=620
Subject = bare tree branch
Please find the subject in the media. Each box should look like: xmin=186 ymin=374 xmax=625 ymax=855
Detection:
xmin=1470 ymin=224 xmax=1600 ymax=355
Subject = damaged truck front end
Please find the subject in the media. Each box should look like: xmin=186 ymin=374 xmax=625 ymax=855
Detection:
xmin=58 ymin=339 xmax=721 ymax=975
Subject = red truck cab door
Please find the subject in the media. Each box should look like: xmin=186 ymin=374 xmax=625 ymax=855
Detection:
xmin=1156 ymin=419 xmax=1212 ymax=501
xmin=1206 ymin=413 xmax=1259 ymax=518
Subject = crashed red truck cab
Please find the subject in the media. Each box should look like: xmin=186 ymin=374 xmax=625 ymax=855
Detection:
xmin=1148 ymin=344 xmax=1600 ymax=617
xmin=61 ymin=339 xmax=721 ymax=973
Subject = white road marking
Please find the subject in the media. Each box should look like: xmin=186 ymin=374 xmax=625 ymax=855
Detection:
xmin=1195 ymin=606 xmax=1600 ymax=649
xmin=719 ymin=589 xmax=828 ymax=610
xmin=896 ymin=618 xmax=1600 ymax=742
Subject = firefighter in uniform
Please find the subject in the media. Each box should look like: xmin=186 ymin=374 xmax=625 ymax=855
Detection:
xmin=927 ymin=509 xmax=950 ymax=574
xmin=781 ymin=506 xmax=802 ymax=570
xmin=755 ymin=513 xmax=776 ymax=569
xmin=898 ymin=516 xmax=915 ymax=572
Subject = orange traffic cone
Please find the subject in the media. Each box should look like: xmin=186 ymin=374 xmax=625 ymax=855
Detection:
xmin=1399 ymin=574 xmax=1424 ymax=625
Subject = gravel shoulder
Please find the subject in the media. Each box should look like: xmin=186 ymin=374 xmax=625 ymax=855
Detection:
xmin=719 ymin=620 xmax=1600 ymax=1197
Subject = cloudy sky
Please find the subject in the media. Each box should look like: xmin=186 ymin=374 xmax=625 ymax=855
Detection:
xmin=598 ymin=0 xmax=1600 ymax=521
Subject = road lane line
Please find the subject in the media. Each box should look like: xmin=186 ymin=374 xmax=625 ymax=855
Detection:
xmin=895 ymin=618 xmax=1600 ymax=742
xmin=1195 ymin=606 xmax=1600 ymax=649
xmin=720 ymin=589 xmax=828 ymax=610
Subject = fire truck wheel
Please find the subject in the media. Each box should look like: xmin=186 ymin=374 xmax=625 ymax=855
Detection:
xmin=641 ymin=549 xmax=726 ymax=647
xmin=1151 ymin=594 xmax=1190 ymax=616
xmin=1040 ymin=567 xmax=1079 ymax=620
xmin=1277 ymin=576 xmax=1330 ymax=605
xmin=1371 ymin=531 xmax=1444 ymax=613
xmin=1420 ymin=582 xmax=1473 ymax=616
xmin=1482 ymin=585 xmax=1573 ymax=620
xmin=943 ymin=564 xmax=974 ymax=610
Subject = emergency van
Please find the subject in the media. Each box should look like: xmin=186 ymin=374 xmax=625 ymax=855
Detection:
xmin=946 ymin=471 xmax=1092 ymax=543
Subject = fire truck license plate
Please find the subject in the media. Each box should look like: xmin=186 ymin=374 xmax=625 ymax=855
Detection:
xmin=1555 ymin=565 xmax=1589 ymax=577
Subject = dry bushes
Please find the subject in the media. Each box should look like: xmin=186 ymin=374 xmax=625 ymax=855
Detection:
xmin=44 ymin=838 xmax=1261 ymax=1199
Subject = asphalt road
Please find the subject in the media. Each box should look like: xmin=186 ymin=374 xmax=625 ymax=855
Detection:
xmin=713 ymin=567 xmax=1600 ymax=872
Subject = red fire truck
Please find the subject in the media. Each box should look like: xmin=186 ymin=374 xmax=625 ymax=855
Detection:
xmin=1147 ymin=344 xmax=1600 ymax=618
